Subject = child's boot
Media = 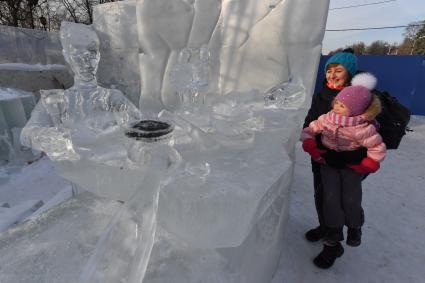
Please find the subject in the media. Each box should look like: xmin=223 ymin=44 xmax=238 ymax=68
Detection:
xmin=313 ymin=242 xmax=344 ymax=269
xmin=347 ymin=227 xmax=362 ymax=247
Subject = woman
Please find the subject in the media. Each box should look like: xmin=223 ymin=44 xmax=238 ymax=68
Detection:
xmin=302 ymin=73 xmax=385 ymax=268
xmin=303 ymin=50 xmax=367 ymax=242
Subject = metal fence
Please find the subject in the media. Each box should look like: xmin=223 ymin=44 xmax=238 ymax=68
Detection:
xmin=314 ymin=55 xmax=425 ymax=116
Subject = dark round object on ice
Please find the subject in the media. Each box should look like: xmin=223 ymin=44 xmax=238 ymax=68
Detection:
xmin=125 ymin=120 xmax=174 ymax=141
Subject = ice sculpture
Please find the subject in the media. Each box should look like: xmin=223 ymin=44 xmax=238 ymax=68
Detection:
xmin=169 ymin=45 xmax=211 ymax=105
xmin=264 ymin=78 xmax=307 ymax=109
xmin=136 ymin=0 xmax=222 ymax=112
xmin=132 ymin=0 xmax=329 ymax=111
xmin=92 ymin=0 xmax=141 ymax=107
xmin=20 ymin=23 xmax=178 ymax=283
xmin=21 ymin=22 xmax=141 ymax=162
xmin=15 ymin=1 xmax=330 ymax=283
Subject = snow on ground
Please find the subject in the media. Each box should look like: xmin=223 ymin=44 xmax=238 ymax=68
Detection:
xmin=0 ymin=116 xmax=424 ymax=282
xmin=0 ymin=156 xmax=69 ymax=207
xmin=272 ymin=115 xmax=425 ymax=283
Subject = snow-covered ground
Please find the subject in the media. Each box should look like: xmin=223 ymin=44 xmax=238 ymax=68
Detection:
xmin=272 ymin=115 xmax=425 ymax=283
xmin=1 ymin=116 xmax=424 ymax=282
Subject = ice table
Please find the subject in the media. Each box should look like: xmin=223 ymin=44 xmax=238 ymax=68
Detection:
xmin=48 ymin=102 xmax=301 ymax=283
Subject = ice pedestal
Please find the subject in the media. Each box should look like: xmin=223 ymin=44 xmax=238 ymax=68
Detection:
xmin=43 ymin=96 xmax=300 ymax=283
xmin=79 ymin=169 xmax=161 ymax=283
xmin=143 ymin=99 xmax=300 ymax=283
xmin=52 ymin=120 xmax=182 ymax=283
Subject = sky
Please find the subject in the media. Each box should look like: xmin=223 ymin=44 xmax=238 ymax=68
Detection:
xmin=322 ymin=0 xmax=425 ymax=54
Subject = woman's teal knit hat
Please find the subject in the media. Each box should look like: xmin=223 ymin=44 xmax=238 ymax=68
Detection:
xmin=324 ymin=52 xmax=358 ymax=77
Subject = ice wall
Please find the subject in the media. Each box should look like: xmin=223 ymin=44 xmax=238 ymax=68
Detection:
xmin=93 ymin=0 xmax=329 ymax=111
xmin=0 ymin=25 xmax=64 ymax=65
xmin=217 ymin=0 xmax=329 ymax=96
xmin=10 ymin=1 xmax=331 ymax=282
xmin=0 ymin=64 xmax=73 ymax=95
xmin=88 ymin=1 xmax=330 ymax=282
xmin=0 ymin=88 xmax=38 ymax=162
xmin=0 ymin=26 xmax=73 ymax=95
xmin=92 ymin=0 xmax=141 ymax=107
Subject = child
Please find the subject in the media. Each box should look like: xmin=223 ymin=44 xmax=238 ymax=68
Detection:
xmin=301 ymin=73 xmax=386 ymax=269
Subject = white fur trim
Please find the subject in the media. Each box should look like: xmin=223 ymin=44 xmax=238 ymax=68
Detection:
xmin=351 ymin=73 xmax=377 ymax=90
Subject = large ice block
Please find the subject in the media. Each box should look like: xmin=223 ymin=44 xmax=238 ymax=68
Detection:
xmin=0 ymin=25 xmax=64 ymax=65
xmin=16 ymin=1 xmax=331 ymax=282
xmin=20 ymin=22 xmax=142 ymax=163
xmin=92 ymin=0 xmax=141 ymax=107
xmin=0 ymin=88 xmax=37 ymax=162
xmin=93 ymin=0 xmax=329 ymax=110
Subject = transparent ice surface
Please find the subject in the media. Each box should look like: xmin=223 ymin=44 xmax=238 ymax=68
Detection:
xmin=12 ymin=0 xmax=330 ymax=282
xmin=18 ymin=24 xmax=183 ymax=283
xmin=0 ymin=88 xmax=37 ymax=163
xmin=158 ymin=109 xmax=220 ymax=152
xmin=0 ymin=192 xmax=121 ymax=283
xmin=80 ymin=171 xmax=161 ymax=283
xmin=169 ymin=45 xmax=211 ymax=105
xmin=264 ymin=78 xmax=307 ymax=109
xmin=21 ymin=22 xmax=141 ymax=163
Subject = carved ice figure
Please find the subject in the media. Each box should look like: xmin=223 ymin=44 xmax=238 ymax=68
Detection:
xmin=8 ymin=1 xmax=330 ymax=283
xmin=136 ymin=0 xmax=221 ymax=113
xmin=79 ymin=172 xmax=161 ymax=283
xmin=264 ymin=77 xmax=306 ymax=109
xmin=20 ymin=22 xmax=141 ymax=161
xmin=79 ymin=121 xmax=182 ymax=283
xmin=169 ymin=45 xmax=211 ymax=105
xmin=20 ymin=23 xmax=181 ymax=283
xmin=93 ymin=0 xmax=328 ymax=110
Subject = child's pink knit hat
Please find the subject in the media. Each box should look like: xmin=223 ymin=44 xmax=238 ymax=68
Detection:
xmin=335 ymin=73 xmax=377 ymax=116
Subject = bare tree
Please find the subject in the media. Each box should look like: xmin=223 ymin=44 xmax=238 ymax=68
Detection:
xmin=57 ymin=0 xmax=122 ymax=24
xmin=0 ymin=0 xmax=51 ymax=29
xmin=349 ymin=42 xmax=366 ymax=55
xmin=0 ymin=0 xmax=26 ymax=27
xmin=365 ymin=40 xmax=390 ymax=55
xmin=0 ymin=0 xmax=123 ymax=29
xmin=327 ymin=48 xmax=343 ymax=55
xmin=397 ymin=21 xmax=425 ymax=55
xmin=410 ymin=22 xmax=425 ymax=55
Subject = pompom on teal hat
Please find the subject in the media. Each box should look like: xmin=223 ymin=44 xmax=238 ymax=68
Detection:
xmin=324 ymin=52 xmax=358 ymax=77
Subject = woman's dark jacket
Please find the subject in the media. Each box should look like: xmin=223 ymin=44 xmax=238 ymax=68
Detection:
xmin=303 ymin=82 xmax=367 ymax=172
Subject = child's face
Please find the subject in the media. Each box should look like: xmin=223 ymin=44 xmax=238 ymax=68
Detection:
xmin=326 ymin=64 xmax=350 ymax=88
xmin=333 ymin=100 xmax=350 ymax=116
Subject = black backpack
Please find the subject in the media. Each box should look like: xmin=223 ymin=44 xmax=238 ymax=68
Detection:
xmin=374 ymin=90 xmax=411 ymax=149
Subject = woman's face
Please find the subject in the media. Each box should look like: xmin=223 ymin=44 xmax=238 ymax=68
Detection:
xmin=326 ymin=64 xmax=350 ymax=88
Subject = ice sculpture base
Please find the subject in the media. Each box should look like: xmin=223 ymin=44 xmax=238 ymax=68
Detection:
xmin=145 ymin=110 xmax=298 ymax=283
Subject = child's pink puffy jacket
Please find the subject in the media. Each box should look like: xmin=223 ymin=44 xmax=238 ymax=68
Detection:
xmin=301 ymin=112 xmax=386 ymax=162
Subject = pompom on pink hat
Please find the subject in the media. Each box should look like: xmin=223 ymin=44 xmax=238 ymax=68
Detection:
xmin=335 ymin=73 xmax=377 ymax=116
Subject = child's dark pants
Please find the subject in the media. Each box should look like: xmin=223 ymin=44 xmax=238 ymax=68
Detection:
xmin=320 ymin=165 xmax=364 ymax=242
